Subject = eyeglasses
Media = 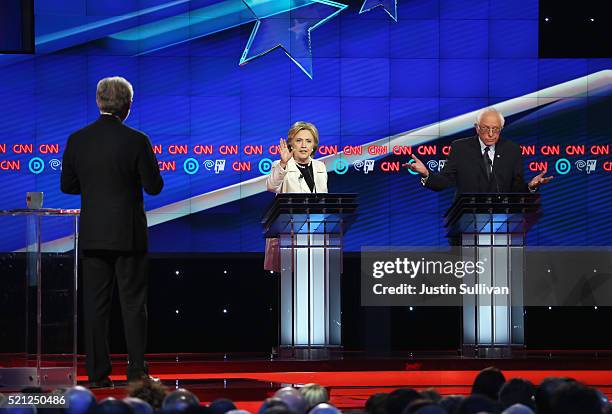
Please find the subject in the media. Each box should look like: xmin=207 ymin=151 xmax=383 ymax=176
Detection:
xmin=476 ymin=124 xmax=502 ymax=134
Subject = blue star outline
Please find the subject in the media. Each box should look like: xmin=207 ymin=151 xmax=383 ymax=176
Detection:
xmin=240 ymin=0 xmax=347 ymax=79
xmin=359 ymin=0 xmax=398 ymax=21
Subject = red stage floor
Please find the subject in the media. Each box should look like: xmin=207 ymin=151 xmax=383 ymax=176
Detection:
xmin=73 ymin=351 xmax=612 ymax=411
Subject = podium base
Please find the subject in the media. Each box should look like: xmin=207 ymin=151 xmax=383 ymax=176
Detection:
xmin=275 ymin=345 xmax=343 ymax=360
xmin=460 ymin=344 xmax=526 ymax=358
xmin=0 ymin=367 xmax=75 ymax=389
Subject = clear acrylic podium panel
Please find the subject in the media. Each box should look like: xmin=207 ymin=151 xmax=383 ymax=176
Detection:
xmin=278 ymin=222 xmax=342 ymax=348
xmin=0 ymin=209 xmax=78 ymax=389
xmin=456 ymin=214 xmax=526 ymax=352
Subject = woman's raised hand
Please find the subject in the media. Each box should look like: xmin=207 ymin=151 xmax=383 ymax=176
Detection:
xmin=279 ymin=138 xmax=293 ymax=167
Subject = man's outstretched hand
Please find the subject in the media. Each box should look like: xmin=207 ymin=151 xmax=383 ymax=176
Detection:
xmin=528 ymin=168 xmax=554 ymax=190
xmin=402 ymin=154 xmax=429 ymax=177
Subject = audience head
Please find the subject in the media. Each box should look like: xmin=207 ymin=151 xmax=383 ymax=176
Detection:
xmin=123 ymin=398 xmax=154 ymax=414
xmin=365 ymin=393 xmax=389 ymax=414
xmin=501 ymin=404 xmax=534 ymax=414
xmin=184 ymin=407 xmax=213 ymax=414
xmin=414 ymin=406 xmax=446 ymax=414
xmin=471 ymin=367 xmax=506 ymax=401
xmin=95 ymin=398 xmax=133 ymax=414
xmin=403 ymin=399 xmax=445 ymax=414
xmin=258 ymin=398 xmax=289 ymax=414
xmin=385 ymin=389 xmax=421 ymax=414
xmin=209 ymin=399 xmax=237 ymax=414
xmin=162 ymin=389 xmax=201 ymax=412
xmin=439 ymin=396 xmax=464 ymax=414
xmin=64 ymin=386 xmax=97 ymax=414
xmin=274 ymin=387 xmax=307 ymax=414
xmin=534 ymin=377 xmax=574 ymax=414
xmin=499 ymin=378 xmax=536 ymax=410
xmin=184 ymin=404 xmax=212 ymax=414
xmin=299 ymin=384 xmax=328 ymax=411
xmin=309 ymin=403 xmax=340 ymax=414
xmin=127 ymin=379 xmax=169 ymax=410
xmin=549 ymin=382 xmax=603 ymax=414
xmin=261 ymin=406 xmax=294 ymax=414
xmin=595 ymin=389 xmax=610 ymax=413
xmin=419 ymin=389 xmax=441 ymax=404
xmin=456 ymin=394 xmax=498 ymax=414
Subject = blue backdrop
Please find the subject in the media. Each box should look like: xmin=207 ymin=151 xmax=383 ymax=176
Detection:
xmin=0 ymin=0 xmax=26 ymax=52
xmin=0 ymin=0 xmax=610 ymax=252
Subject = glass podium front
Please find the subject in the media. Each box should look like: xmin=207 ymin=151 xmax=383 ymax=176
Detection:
xmin=0 ymin=209 xmax=79 ymax=389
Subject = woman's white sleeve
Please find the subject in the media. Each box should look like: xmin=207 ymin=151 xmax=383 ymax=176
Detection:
xmin=266 ymin=162 xmax=287 ymax=193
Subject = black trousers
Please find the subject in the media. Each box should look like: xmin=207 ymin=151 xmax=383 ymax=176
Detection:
xmin=82 ymin=250 xmax=148 ymax=381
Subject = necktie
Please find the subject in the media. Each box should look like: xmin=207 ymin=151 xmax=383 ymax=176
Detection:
xmin=483 ymin=146 xmax=491 ymax=180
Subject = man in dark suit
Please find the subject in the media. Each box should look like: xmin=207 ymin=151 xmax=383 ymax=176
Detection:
xmin=406 ymin=107 xmax=552 ymax=195
xmin=61 ymin=76 xmax=163 ymax=387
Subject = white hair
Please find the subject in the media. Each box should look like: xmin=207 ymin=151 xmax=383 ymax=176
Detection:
xmin=476 ymin=107 xmax=505 ymax=127
xmin=299 ymin=383 xmax=329 ymax=409
xmin=96 ymin=76 xmax=133 ymax=114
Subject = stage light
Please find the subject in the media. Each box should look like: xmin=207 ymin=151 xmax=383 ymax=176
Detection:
xmin=590 ymin=18 xmax=595 ymax=22
xmin=594 ymin=306 xmax=598 ymax=310
xmin=544 ymin=17 xmax=550 ymax=22
xmin=593 ymin=269 xmax=597 ymax=273
xmin=175 ymin=309 xmax=180 ymax=314
xmin=548 ymin=306 xmax=552 ymax=310
xmin=409 ymin=307 xmax=413 ymax=311
xmin=175 ymin=270 xmax=180 ymax=275
xmin=224 ymin=270 xmax=228 ymax=275
xmin=223 ymin=308 xmax=228 ymax=314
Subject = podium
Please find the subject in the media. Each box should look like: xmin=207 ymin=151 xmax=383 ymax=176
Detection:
xmin=262 ymin=194 xmax=357 ymax=348
xmin=0 ymin=209 xmax=79 ymax=389
xmin=444 ymin=194 xmax=540 ymax=354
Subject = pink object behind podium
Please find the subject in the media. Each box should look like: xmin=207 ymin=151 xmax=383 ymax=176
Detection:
xmin=264 ymin=237 xmax=281 ymax=273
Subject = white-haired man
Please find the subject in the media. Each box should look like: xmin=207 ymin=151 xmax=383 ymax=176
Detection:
xmin=406 ymin=107 xmax=552 ymax=195
xmin=61 ymin=76 xmax=163 ymax=387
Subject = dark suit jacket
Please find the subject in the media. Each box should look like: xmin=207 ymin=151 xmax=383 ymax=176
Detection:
xmin=61 ymin=115 xmax=163 ymax=252
xmin=425 ymin=136 xmax=529 ymax=196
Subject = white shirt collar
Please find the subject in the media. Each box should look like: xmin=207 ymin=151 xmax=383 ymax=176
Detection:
xmin=478 ymin=138 xmax=496 ymax=154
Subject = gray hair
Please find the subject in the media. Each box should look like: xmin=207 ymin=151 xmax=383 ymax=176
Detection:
xmin=96 ymin=76 xmax=133 ymax=114
xmin=476 ymin=107 xmax=505 ymax=127
xmin=299 ymin=383 xmax=328 ymax=410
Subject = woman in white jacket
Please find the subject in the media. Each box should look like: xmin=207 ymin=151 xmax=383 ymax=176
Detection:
xmin=264 ymin=121 xmax=328 ymax=272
